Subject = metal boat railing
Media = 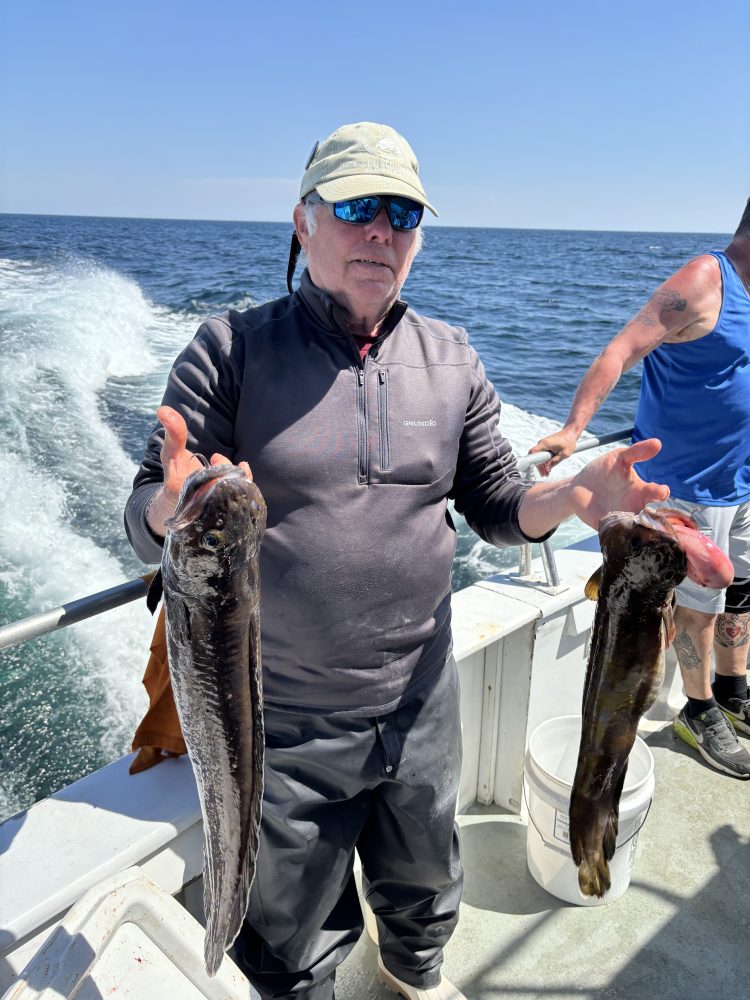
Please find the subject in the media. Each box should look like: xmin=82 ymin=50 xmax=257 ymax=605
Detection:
xmin=513 ymin=428 xmax=634 ymax=474
xmin=0 ymin=427 xmax=633 ymax=651
xmin=0 ymin=573 xmax=156 ymax=651
xmin=515 ymin=427 xmax=634 ymax=590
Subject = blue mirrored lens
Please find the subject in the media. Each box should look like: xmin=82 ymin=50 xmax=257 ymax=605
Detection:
xmin=387 ymin=198 xmax=423 ymax=231
xmin=333 ymin=197 xmax=380 ymax=224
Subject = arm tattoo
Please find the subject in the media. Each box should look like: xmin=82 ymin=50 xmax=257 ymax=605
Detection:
xmin=657 ymin=289 xmax=688 ymax=312
xmin=634 ymin=289 xmax=689 ymax=328
xmin=716 ymin=613 xmax=750 ymax=648
xmin=591 ymin=365 xmax=616 ymax=410
xmin=674 ymin=628 xmax=703 ymax=672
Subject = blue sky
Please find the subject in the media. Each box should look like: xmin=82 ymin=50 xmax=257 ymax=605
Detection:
xmin=1 ymin=1 xmax=748 ymax=232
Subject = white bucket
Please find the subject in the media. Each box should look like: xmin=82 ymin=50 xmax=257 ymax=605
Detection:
xmin=524 ymin=715 xmax=654 ymax=906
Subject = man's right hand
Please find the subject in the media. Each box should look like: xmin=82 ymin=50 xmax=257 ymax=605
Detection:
xmin=146 ymin=405 xmax=245 ymax=536
xmin=528 ymin=427 xmax=580 ymax=477
xmin=157 ymin=405 xmax=207 ymax=507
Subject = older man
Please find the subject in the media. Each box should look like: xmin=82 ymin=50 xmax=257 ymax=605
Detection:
xmin=125 ymin=122 xmax=668 ymax=1000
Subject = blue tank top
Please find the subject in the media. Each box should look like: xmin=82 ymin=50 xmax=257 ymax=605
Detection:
xmin=633 ymin=251 xmax=750 ymax=505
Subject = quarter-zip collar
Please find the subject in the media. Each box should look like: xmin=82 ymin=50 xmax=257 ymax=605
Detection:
xmin=296 ymin=268 xmax=408 ymax=344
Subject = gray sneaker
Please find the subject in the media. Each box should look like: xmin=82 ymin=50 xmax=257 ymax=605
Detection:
xmin=673 ymin=705 xmax=750 ymax=779
xmin=715 ymin=694 xmax=750 ymax=737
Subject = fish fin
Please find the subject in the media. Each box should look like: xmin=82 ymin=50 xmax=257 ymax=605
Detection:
xmin=603 ymin=767 xmax=626 ymax=861
xmin=602 ymin=810 xmax=620 ymax=861
xmin=584 ymin=566 xmax=602 ymax=601
xmin=146 ymin=569 xmax=163 ymax=615
xmin=662 ymin=595 xmax=676 ymax=649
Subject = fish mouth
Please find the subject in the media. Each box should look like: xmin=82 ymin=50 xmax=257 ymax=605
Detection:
xmin=635 ymin=507 xmax=734 ymax=589
xmin=635 ymin=507 xmax=698 ymax=534
xmin=167 ymin=464 xmax=251 ymax=531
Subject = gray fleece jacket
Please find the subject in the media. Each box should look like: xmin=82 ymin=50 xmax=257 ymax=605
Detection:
xmin=125 ymin=269 xmax=545 ymax=715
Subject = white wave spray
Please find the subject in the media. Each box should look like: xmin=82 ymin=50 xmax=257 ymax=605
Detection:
xmin=0 ymin=256 xmax=197 ymax=818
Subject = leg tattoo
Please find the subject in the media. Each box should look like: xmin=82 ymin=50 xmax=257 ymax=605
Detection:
xmin=716 ymin=613 xmax=750 ymax=648
xmin=674 ymin=628 xmax=702 ymax=671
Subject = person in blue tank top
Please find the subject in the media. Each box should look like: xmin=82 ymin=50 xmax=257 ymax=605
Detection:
xmin=530 ymin=200 xmax=750 ymax=780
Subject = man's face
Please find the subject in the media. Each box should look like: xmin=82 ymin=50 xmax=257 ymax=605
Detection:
xmin=293 ymin=197 xmax=420 ymax=327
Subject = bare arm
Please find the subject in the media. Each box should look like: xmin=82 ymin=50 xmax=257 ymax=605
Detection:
xmin=529 ymin=255 xmax=721 ymax=475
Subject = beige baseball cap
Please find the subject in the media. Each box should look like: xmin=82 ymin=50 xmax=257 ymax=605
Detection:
xmin=299 ymin=122 xmax=438 ymax=216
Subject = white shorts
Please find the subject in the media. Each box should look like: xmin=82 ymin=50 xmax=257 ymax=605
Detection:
xmin=649 ymin=497 xmax=750 ymax=614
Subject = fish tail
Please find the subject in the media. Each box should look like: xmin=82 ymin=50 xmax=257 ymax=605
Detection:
xmin=570 ymin=833 xmax=612 ymax=897
xmin=224 ymin=821 xmax=261 ymax=949
xmin=570 ymin=792 xmax=615 ymax=898
xmin=578 ymin=854 xmax=612 ymax=898
xmin=202 ymin=851 xmax=223 ymax=977
xmin=204 ymin=935 xmax=224 ymax=978
xmin=201 ymin=797 xmax=261 ymax=978
xmin=201 ymin=695 xmax=265 ymax=977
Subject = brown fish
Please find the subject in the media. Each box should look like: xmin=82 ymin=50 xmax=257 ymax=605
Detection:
xmin=569 ymin=508 xmax=733 ymax=897
xmin=148 ymin=462 xmax=266 ymax=974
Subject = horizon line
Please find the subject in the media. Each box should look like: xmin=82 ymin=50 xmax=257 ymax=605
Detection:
xmin=0 ymin=210 xmax=730 ymax=238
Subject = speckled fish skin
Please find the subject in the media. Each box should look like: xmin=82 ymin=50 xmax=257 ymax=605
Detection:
xmin=161 ymin=463 xmax=266 ymax=975
xmin=569 ymin=509 xmax=688 ymax=898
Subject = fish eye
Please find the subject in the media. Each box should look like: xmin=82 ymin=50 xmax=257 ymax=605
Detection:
xmin=249 ymin=501 xmax=260 ymax=516
xmin=201 ymin=530 xmax=225 ymax=550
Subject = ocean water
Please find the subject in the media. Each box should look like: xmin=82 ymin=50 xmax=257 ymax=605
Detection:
xmin=0 ymin=214 xmax=728 ymax=820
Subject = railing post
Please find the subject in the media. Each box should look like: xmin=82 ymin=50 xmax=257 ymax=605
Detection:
xmin=518 ymin=466 xmax=535 ymax=577
xmin=518 ymin=467 xmax=565 ymax=591
xmin=518 ymin=543 xmax=533 ymax=577
xmin=540 ymin=539 xmax=562 ymax=588
xmin=513 ymin=425 xmax=633 ymax=592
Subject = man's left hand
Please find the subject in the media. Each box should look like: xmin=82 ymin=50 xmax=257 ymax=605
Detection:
xmin=567 ymin=438 xmax=670 ymax=529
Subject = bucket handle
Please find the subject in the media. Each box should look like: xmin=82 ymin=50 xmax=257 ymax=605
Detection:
xmin=522 ymin=780 xmax=652 ymax=854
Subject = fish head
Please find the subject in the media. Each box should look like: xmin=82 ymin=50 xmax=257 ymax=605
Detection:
xmin=163 ymin=464 xmax=267 ymax=594
xmin=598 ymin=510 xmax=688 ymax=595
xmin=598 ymin=508 xmax=733 ymax=593
xmin=634 ymin=507 xmax=733 ymax=589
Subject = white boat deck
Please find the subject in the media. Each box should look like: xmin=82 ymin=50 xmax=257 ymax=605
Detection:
xmin=336 ymin=720 xmax=749 ymax=999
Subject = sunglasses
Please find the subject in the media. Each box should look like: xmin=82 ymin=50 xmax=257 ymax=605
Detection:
xmin=306 ymin=193 xmax=423 ymax=232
